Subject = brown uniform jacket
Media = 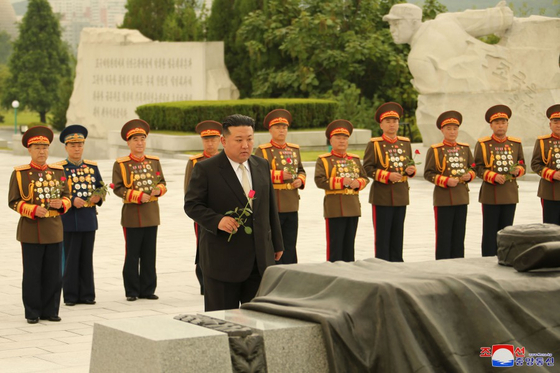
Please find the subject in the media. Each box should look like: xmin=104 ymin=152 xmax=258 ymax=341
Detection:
xmin=424 ymin=141 xmax=476 ymax=206
xmin=314 ymin=152 xmax=369 ymax=218
xmin=363 ymin=135 xmax=416 ymax=206
xmin=8 ymin=162 xmax=72 ymax=244
xmin=254 ymin=142 xmax=306 ymax=213
xmin=184 ymin=152 xmax=213 ymax=195
xmin=531 ymin=134 xmax=560 ymax=201
xmin=112 ymin=154 xmax=167 ymax=228
xmin=474 ymin=135 xmax=525 ymax=205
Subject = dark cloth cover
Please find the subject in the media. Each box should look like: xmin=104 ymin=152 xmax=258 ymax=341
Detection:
xmin=242 ymin=258 xmax=560 ymax=373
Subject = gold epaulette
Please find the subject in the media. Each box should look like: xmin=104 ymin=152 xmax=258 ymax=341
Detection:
xmin=56 ymin=160 xmax=68 ymax=166
xmin=190 ymin=153 xmax=204 ymax=160
xmin=347 ymin=153 xmax=360 ymax=159
xmin=319 ymin=153 xmax=331 ymax=158
xmin=370 ymin=137 xmax=383 ymax=142
xmin=14 ymin=164 xmax=31 ymax=171
xmin=48 ymin=163 xmax=63 ymax=170
xmin=397 ymin=136 xmax=411 ymax=142
xmin=457 ymin=142 xmax=470 ymax=147
xmin=431 ymin=143 xmax=444 ymax=149
xmin=538 ymin=134 xmax=552 ymax=140
xmin=117 ymin=156 xmax=130 ymax=163
xmin=478 ymin=136 xmax=492 ymax=143
xmin=145 ymin=155 xmax=159 ymax=160
xmin=286 ymin=142 xmax=300 ymax=149
xmin=508 ymin=136 xmax=522 ymax=143
xmin=84 ymin=159 xmax=98 ymax=166
xmin=258 ymin=143 xmax=272 ymax=149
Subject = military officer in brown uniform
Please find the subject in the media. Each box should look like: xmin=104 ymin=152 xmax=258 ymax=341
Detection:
xmin=8 ymin=126 xmax=71 ymax=323
xmin=112 ymin=119 xmax=167 ymax=301
xmin=315 ymin=120 xmax=369 ymax=262
xmin=184 ymin=120 xmax=222 ymax=294
xmin=363 ymin=102 xmax=416 ymax=262
xmin=254 ymin=109 xmax=306 ymax=264
xmin=474 ymin=105 xmax=525 ymax=256
xmin=531 ymin=104 xmax=560 ymax=224
xmin=424 ymin=111 xmax=476 ymax=259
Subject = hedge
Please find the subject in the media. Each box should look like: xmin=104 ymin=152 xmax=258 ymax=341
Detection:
xmin=135 ymin=98 xmax=339 ymax=132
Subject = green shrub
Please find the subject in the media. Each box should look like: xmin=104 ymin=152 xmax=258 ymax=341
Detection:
xmin=136 ymin=98 xmax=339 ymax=132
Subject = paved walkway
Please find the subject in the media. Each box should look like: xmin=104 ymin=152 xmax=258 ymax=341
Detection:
xmin=0 ymin=151 xmax=544 ymax=372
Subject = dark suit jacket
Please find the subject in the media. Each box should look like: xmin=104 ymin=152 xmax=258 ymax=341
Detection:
xmin=184 ymin=151 xmax=284 ymax=283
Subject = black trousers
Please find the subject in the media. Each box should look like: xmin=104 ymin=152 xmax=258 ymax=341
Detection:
xmin=434 ymin=205 xmax=467 ymax=260
xmin=481 ymin=204 xmax=516 ymax=257
xmin=194 ymin=222 xmax=204 ymax=293
xmin=63 ymin=231 xmax=96 ymax=303
xmin=123 ymin=226 xmax=158 ymax=297
xmin=204 ymin=261 xmax=261 ymax=312
xmin=326 ymin=217 xmax=359 ymax=262
xmin=542 ymin=199 xmax=560 ymax=225
xmin=373 ymin=205 xmax=406 ymax=262
xmin=21 ymin=242 xmax=62 ymax=319
xmin=277 ymin=212 xmax=299 ymax=264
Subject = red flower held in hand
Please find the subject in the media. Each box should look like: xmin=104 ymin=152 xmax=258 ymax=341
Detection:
xmin=109 ymin=183 xmax=115 ymax=189
xmin=60 ymin=176 xmax=67 ymax=182
xmin=519 ymin=160 xmax=524 ymax=165
xmin=156 ymin=171 xmax=161 ymax=176
xmin=415 ymin=149 xmax=421 ymax=155
xmin=248 ymin=189 xmax=256 ymax=199
xmin=471 ymin=163 xmax=476 ymax=168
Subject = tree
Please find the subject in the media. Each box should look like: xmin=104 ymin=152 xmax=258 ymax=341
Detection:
xmin=0 ymin=31 xmax=12 ymax=65
xmin=161 ymin=0 xmax=207 ymax=41
xmin=121 ymin=0 xmax=175 ymax=41
xmin=1 ymin=0 xmax=70 ymax=123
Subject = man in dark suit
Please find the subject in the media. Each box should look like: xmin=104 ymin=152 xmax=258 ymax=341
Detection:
xmin=185 ymin=114 xmax=284 ymax=311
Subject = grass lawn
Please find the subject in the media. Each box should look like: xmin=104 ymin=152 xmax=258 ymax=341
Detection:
xmin=0 ymin=109 xmax=41 ymax=127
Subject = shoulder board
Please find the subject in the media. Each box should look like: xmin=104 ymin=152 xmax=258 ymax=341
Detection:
xmin=457 ymin=142 xmax=470 ymax=147
xmin=397 ymin=136 xmax=410 ymax=142
xmin=14 ymin=164 xmax=31 ymax=171
xmin=319 ymin=153 xmax=332 ymax=158
xmin=508 ymin=136 xmax=522 ymax=143
xmin=117 ymin=156 xmax=130 ymax=163
xmin=190 ymin=153 xmax=204 ymax=160
xmin=347 ymin=153 xmax=360 ymax=159
xmin=56 ymin=160 xmax=68 ymax=166
xmin=431 ymin=143 xmax=444 ymax=149
xmin=258 ymin=143 xmax=272 ymax=149
xmin=370 ymin=137 xmax=383 ymax=142
xmin=286 ymin=142 xmax=300 ymax=149
xmin=145 ymin=155 xmax=159 ymax=160
xmin=478 ymin=136 xmax=491 ymax=143
xmin=83 ymin=159 xmax=98 ymax=166
xmin=48 ymin=163 xmax=64 ymax=170
xmin=538 ymin=134 xmax=552 ymax=140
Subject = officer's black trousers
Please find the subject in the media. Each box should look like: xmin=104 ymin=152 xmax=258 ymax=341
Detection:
xmin=21 ymin=242 xmax=62 ymax=319
xmin=434 ymin=205 xmax=467 ymax=259
xmin=481 ymin=204 xmax=516 ymax=257
xmin=123 ymin=226 xmax=157 ymax=297
xmin=325 ymin=216 xmax=358 ymax=262
xmin=373 ymin=205 xmax=406 ymax=262
xmin=63 ymin=231 xmax=96 ymax=303
xmin=277 ymin=212 xmax=299 ymax=264
xmin=542 ymin=199 xmax=560 ymax=225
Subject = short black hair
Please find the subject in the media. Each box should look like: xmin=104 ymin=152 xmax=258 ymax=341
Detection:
xmin=222 ymin=114 xmax=255 ymax=136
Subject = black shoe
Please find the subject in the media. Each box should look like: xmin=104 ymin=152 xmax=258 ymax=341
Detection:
xmin=27 ymin=318 xmax=39 ymax=324
xmin=65 ymin=302 xmax=76 ymax=306
xmin=82 ymin=300 xmax=96 ymax=305
xmin=141 ymin=294 xmax=159 ymax=300
xmin=126 ymin=296 xmax=138 ymax=301
xmin=40 ymin=316 xmax=61 ymax=322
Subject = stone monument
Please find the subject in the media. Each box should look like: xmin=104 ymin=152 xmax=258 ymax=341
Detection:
xmin=66 ymin=28 xmax=239 ymax=139
xmin=383 ymin=1 xmax=560 ymax=147
xmin=0 ymin=0 xmax=18 ymax=40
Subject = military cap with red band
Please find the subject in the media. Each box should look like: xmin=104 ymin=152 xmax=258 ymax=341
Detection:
xmin=375 ymin=102 xmax=404 ymax=123
xmin=325 ymin=119 xmax=353 ymax=139
xmin=121 ymin=119 xmax=150 ymax=141
xmin=22 ymin=126 xmax=54 ymax=148
xmin=263 ymin=109 xmax=292 ymax=129
xmin=195 ymin=120 xmax=223 ymax=137
xmin=436 ymin=110 xmax=463 ymax=129
xmin=485 ymin=105 xmax=512 ymax=123
xmin=546 ymin=104 xmax=560 ymax=120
